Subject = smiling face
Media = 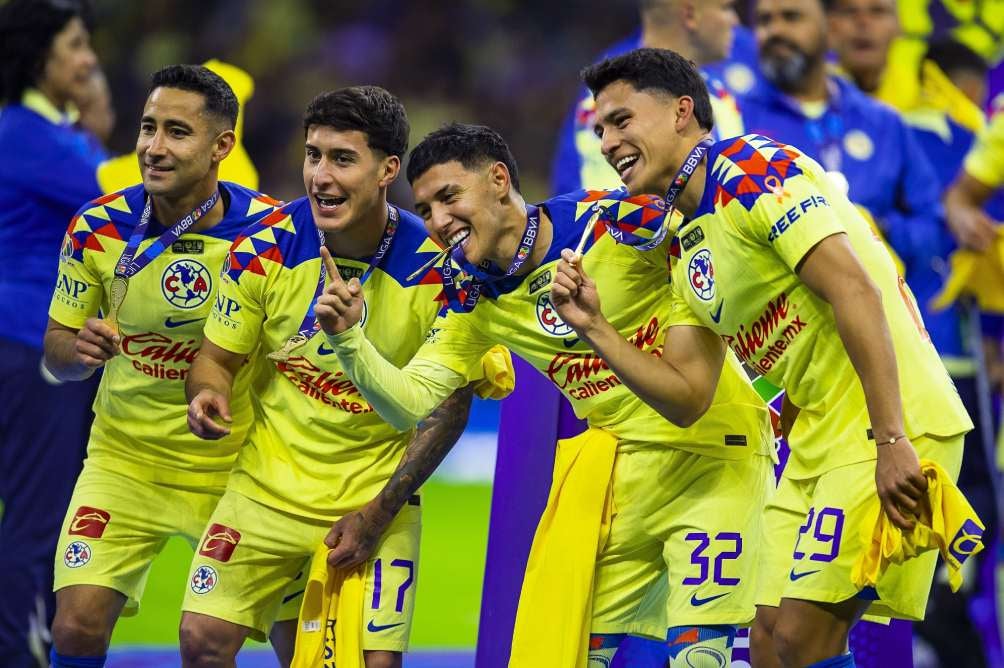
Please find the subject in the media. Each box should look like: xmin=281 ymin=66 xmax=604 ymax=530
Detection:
xmin=302 ymin=125 xmax=399 ymax=233
xmin=136 ymin=87 xmax=232 ymax=199
xmin=593 ymin=80 xmax=684 ymax=196
xmin=411 ymin=160 xmax=512 ymax=266
xmin=37 ymin=17 xmax=98 ymax=110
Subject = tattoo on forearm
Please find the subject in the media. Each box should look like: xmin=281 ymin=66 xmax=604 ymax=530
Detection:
xmin=375 ymin=384 xmax=474 ymax=517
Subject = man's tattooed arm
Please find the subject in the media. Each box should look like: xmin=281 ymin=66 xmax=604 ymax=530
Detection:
xmin=324 ymin=384 xmax=475 ymax=569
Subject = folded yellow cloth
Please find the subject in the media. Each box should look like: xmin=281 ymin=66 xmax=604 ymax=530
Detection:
xmin=509 ymin=428 xmax=618 ymax=668
xmin=291 ymin=544 xmax=365 ymax=668
xmin=97 ymin=59 xmax=260 ymax=193
xmin=931 ymin=230 xmax=1004 ymax=314
xmin=473 ymin=344 xmax=515 ymax=400
xmin=852 ymin=459 xmax=985 ymax=593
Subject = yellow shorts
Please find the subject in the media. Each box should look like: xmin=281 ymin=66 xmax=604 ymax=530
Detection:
xmin=757 ymin=434 xmax=965 ymax=620
xmin=590 ymin=447 xmax=775 ymax=638
xmin=181 ymin=488 xmax=421 ymax=648
xmin=53 ymin=458 xmax=224 ymax=615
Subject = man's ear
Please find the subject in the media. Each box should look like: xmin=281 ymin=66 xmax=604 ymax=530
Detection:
xmin=378 ymin=154 xmax=401 ymax=189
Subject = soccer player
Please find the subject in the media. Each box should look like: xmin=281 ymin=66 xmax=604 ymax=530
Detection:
xmin=180 ymin=87 xmax=491 ymax=668
xmin=552 ymin=0 xmax=747 ymax=194
xmin=318 ymin=122 xmax=776 ymax=666
xmin=42 ymin=65 xmax=281 ymax=668
xmin=0 ymin=3 xmax=107 ymax=662
xmin=550 ymin=48 xmax=974 ymax=668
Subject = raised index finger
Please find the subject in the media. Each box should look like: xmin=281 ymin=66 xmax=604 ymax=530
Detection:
xmin=319 ymin=245 xmax=342 ymax=286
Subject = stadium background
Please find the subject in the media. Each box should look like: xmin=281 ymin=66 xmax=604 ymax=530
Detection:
xmin=15 ymin=0 xmax=1004 ymax=664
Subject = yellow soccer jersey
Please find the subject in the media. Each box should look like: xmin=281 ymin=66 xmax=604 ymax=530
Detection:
xmin=48 ymin=182 xmax=281 ymax=484
xmin=415 ymin=189 xmax=772 ymax=459
xmin=666 ymin=134 xmax=972 ymax=478
xmin=964 ymin=97 xmax=1004 ymax=190
xmin=204 ymin=197 xmax=448 ymax=518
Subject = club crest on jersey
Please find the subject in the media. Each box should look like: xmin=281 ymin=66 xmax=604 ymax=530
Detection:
xmin=162 ymin=258 xmax=211 ymax=309
xmin=190 ymin=565 xmax=218 ymax=594
xmin=68 ymin=506 xmax=110 ymax=538
xmin=536 ymin=292 xmax=574 ymax=337
xmin=198 ymin=523 xmax=241 ymax=563
xmin=63 ymin=541 xmax=91 ymax=568
xmin=689 ymin=249 xmax=716 ymax=302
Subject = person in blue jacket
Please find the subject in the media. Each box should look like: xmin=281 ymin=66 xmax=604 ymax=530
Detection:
xmin=0 ymin=2 xmax=108 ymax=665
xmin=740 ymin=0 xmax=945 ymax=283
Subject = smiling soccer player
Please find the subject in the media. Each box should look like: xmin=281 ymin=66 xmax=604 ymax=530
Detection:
xmin=43 ymin=65 xmax=280 ymax=668
xmin=550 ymin=47 xmax=975 ymax=668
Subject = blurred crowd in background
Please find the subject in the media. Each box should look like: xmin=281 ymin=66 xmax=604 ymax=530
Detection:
xmin=3 ymin=0 xmax=1004 ymax=666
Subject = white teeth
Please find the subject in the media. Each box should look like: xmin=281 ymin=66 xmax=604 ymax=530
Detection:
xmin=447 ymin=230 xmax=470 ymax=246
xmin=615 ymin=155 xmax=639 ymax=173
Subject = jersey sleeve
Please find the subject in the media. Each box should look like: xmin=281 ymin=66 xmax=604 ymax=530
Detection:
xmin=963 ymin=108 xmax=1004 ymax=190
xmin=747 ymin=158 xmax=848 ymax=272
xmin=665 ymin=277 xmax=705 ymax=328
xmin=412 ymin=307 xmax=497 ymax=379
xmin=203 ymin=248 xmax=266 ymax=355
xmin=48 ymin=215 xmax=104 ymax=329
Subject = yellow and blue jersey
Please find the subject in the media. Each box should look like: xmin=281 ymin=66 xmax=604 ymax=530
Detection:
xmin=48 ymin=181 xmax=280 ymax=486
xmin=414 ymin=188 xmax=772 ymax=459
xmin=204 ymin=197 xmax=448 ymax=518
xmin=665 ymin=134 xmax=972 ymax=479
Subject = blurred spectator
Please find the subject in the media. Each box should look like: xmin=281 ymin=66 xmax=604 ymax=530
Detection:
xmin=75 ymin=67 xmax=115 ymax=146
xmin=740 ymin=0 xmax=944 ymax=282
xmin=827 ymin=0 xmax=900 ymax=95
xmin=549 ymin=0 xmax=753 ymax=194
xmin=0 ymin=1 xmax=107 ymax=666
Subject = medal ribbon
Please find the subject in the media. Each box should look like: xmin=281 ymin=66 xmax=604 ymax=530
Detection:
xmin=441 ymin=204 xmax=540 ymax=313
xmin=271 ymin=204 xmax=399 ymax=359
xmin=603 ymin=136 xmax=714 ymax=249
xmin=114 ymin=189 xmax=220 ymax=280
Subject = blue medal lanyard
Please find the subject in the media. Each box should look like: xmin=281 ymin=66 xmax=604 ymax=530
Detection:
xmin=441 ymin=204 xmax=540 ymax=313
xmin=604 ymin=136 xmax=713 ymax=247
xmin=107 ymin=189 xmax=220 ymax=328
xmin=269 ymin=204 xmax=400 ymax=362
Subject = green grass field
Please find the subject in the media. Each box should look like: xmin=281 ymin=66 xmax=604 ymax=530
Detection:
xmin=110 ymin=481 xmax=492 ymax=648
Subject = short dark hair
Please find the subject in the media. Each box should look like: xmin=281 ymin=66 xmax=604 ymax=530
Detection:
xmin=0 ymin=0 xmax=93 ymax=104
xmin=925 ymin=39 xmax=987 ymax=80
xmin=149 ymin=64 xmax=239 ymax=131
xmin=581 ymin=47 xmax=714 ymax=132
xmin=303 ymin=86 xmax=409 ymax=158
xmin=406 ymin=122 xmax=520 ymax=191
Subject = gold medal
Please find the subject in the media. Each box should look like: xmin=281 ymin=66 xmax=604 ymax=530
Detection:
xmin=267 ymin=332 xmax=310 ymax=363
xmin=107 ymin=276 xmax=128 ymax=332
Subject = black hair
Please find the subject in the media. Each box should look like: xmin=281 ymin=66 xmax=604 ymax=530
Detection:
xmin=303 ymin=86 xmax=409 ymax=158
xmin=0 ymin=0 xmax=93 ymax=104
xmin=925 ymin=38 xmax=988 ymax=80
xmin=581 ymin=47 xmax=714 ymax=132
xmin=406 ymin=122 xmax=520 ymax=190
xmin=149 ymin=64 xmax=239 ymax=130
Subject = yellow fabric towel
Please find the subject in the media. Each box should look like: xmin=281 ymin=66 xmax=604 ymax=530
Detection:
xmin=472 ymin=344 xmax=516 ymax=400
xmin=97 ymin=59 xmax=260 ymax=193
xmin=291 ymin=544 xmax=365 ymax=668
xmin=509 ymin=428 xmax=618 ymax=668
xmin=931 ymin=230 xmax=1004 ymax=314
xmin=852 ymin=459 xmax=986 ymax=593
